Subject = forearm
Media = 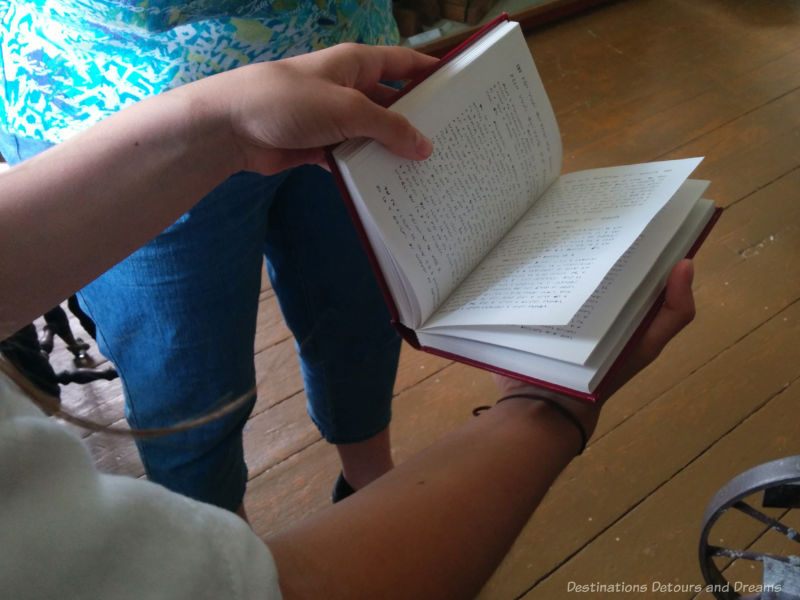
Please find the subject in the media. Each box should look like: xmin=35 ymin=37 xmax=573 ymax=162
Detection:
xmin=268 ymin=398 xmax=594 ymax=600
xmin=0 ymin=85 xmax=241 ymax=338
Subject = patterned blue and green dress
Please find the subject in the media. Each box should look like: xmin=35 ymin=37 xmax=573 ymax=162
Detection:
xmin=0 ymin=0 xmax=399 ymax=143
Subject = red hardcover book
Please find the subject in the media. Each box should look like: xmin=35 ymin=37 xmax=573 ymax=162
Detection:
xmin=327 ymin=17 xmax=721 ymax=401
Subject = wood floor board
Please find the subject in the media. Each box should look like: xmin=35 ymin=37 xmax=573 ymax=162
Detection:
xmin=561 ymin=83 xmax=800 ymax=182
xmin=82 ymin=421 xmax=144 ymax=478
xmin=668 ymin=97 xmax=800 ymax=207
xmin=60 ymin=378 xmax=125 ymax=429
xmin=529 ymin=1 xmax=800 ymax=170
xmin=244 ymin=391 xmax=321 ymax=480
xmin=252 ymin=337 xmax=305 ymax=413
xmin=393 ymin=346 xmax=454 ymax=397
xmin=254 ymin=292 xmax=292 ymax=354
xmin=245 ymin=438 xmax=340 ymax=538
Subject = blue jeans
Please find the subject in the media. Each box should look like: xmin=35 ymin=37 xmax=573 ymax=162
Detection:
xmin=1 ymin=133 xmax=400 ymax=511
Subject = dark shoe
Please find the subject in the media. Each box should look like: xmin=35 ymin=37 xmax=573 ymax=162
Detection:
xmin=331 ymin=472 xmax=356 ymax=503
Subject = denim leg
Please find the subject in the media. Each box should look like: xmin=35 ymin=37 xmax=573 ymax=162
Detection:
xmin=0 ymin=132 xmax=53 ymax=164
xmin=264 ymin=165 xmax=401 ymax=444
xmin=76 ymin=171 xmax=287 ymax=510
xmin=3 ymin=126 xmax=398 ymax=500
xmin=2 ymin=131 xmax=283 ymax=509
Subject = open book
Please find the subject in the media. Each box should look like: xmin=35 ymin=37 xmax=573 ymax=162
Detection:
xmin=329 ymin=16 xmax=721 ymax=400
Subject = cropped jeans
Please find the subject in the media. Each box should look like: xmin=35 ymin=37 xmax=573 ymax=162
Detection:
xmin=1 ymin=132 xmax=401 ymax=511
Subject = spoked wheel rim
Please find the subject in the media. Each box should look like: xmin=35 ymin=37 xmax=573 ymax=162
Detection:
xmin=699 ymin=456 xmax=800 ymax=600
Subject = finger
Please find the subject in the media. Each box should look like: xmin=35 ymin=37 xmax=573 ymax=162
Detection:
xmin=638 ymin=259 xmax=695 ymax=362
xmin=603 ymin=260 xmax=695 ymax=396
xmin=330 ymin=44 xmax=438 ymax=91
xmin=337 ymin=90 xmax=433 ymax=160
xmin=378 ymin=45 xmax=439 ymax=81
xmin=360 ymin=45 xmax=438 ymax=89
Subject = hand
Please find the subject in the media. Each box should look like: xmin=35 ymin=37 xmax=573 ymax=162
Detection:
xmin=602 ymin=258 xmax=695 ymax=395
xmin=192 ymin=43 xmax=438 ymax=174
xmin=493 ymin=259 xmax=696 ymax=435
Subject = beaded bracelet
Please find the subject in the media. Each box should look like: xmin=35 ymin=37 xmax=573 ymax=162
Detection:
xmin=473 ymin=393 xmax=588 ymax=455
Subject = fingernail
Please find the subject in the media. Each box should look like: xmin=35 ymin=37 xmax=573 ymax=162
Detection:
xmin=415 ymin=132 xmax=433 ymax=159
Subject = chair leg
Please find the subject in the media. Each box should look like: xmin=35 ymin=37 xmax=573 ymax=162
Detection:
xmin=67 ymin=295 xmax=96 ymax=340
xmin=42 ymin=304 xmax=92 ymax=367
xmin=0 ymin=323 xmax=61 ymax=399
xmin=4 ymin=299 xmax=119 ymax=396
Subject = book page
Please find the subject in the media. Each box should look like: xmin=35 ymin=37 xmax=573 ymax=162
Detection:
xmin=416 ymin=197 xmax=717 ymax=392
xmin=423 ymin=157 xmax=703 ymax=328
xmin=333 ymin=22 xmax=561 ymax=328
xmin=419 ymin=180 xmax=709 ymax=364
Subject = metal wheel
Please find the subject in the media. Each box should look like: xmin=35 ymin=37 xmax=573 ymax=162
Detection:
xmin=699 ymin=456 xmax=800 ymax=599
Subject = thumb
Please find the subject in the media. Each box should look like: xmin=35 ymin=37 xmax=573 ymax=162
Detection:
xmin=636 ymin=259 xmax=696 ymax=366
xmin=603 ymin=259 xmax=695 ymax=397
xmin=342 ymin=94 xmax=433 ymax=161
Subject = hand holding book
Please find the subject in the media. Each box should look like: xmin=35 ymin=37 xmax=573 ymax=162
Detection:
xmin=493 ymin=258 xmax=696 ymax=448
xmin=329 ymin=17 xmax=720 ymax=400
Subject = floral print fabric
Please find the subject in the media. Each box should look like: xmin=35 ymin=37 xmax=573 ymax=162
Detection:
xmin=0 ymin=0 xmax=398 ymax=142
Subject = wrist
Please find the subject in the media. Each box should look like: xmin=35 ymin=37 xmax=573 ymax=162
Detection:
xmin=493 ymin=384 xmax=600 ymax=446
xmin=487 ymin=396 xmax=587 ymax=459
xmin=169 ymin=76 xmax=247 ymax=178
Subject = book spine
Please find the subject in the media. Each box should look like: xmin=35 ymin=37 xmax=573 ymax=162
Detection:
xmin=419 ymin=345 xmax=598 ymax=402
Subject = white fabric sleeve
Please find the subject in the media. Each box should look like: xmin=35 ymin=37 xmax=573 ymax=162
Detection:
xmin=0 ymin=373 xmax=282 ymax=600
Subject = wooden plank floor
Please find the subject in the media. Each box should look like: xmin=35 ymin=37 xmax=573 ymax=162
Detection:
xmin=44 ymin=0 xmax=800 ymax=597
